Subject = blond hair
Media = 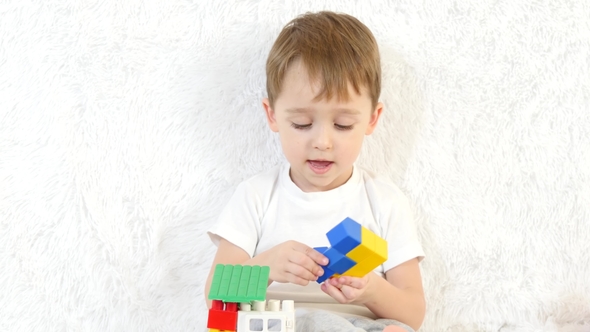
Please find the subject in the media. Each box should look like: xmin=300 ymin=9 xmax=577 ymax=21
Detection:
xmin=266 ymin=11 xmax=381 ymax=108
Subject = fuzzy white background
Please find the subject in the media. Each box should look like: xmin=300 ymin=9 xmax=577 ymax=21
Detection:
xmin=1 ymin=0 xmax=589 ymax=331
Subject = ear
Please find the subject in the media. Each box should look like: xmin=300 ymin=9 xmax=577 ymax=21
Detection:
xmin=262 ymin=98 xmax=279 ymax=132
xmin=365 ymin=102 xmax=383 ymax=135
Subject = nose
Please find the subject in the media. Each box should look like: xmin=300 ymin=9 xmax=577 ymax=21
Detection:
xmin=313 ymin=125 xmax=332 ymax=151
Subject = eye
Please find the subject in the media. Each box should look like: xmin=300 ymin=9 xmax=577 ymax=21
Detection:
xmin=335 ymin=124 xmax=354 ymax=130
xmin=291 ymin=122 xmax=311 ymax=130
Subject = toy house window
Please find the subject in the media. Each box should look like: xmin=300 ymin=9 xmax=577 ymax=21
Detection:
xmin=249 ymin=318 xmax=264 ymax=331
xmin=268 ymin=318 xmax=282 ymax=331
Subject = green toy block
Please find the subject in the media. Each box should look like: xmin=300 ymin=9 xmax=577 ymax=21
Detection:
xmin=208 ymin=264 xmax=270 ymax=303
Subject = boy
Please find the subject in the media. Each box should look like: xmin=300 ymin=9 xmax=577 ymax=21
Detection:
xmin=205 ymin=11 xmax=425 ymax=332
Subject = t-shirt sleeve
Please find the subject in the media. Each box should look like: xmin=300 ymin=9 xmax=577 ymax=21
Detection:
xmin=207 ymin=181 xmax=262 ymax=258
xmin=380 ymin=187 xmax=425 ymax=273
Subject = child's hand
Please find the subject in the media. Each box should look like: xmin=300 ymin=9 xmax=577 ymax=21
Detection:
xmin=320 ymin=273 xmax=375 ymax=304
xmin=257 ymin=240 xmax=328 ymax=286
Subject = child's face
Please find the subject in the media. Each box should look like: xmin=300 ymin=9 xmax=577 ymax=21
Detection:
xmin=263 ymin=61 xmax=383 ymax=192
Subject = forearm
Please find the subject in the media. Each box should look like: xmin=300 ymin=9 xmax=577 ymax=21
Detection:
xmin=363 ymin=273 xmax=425 ymax=330
xmin=205 ymin=239 xmax=326 ymax=308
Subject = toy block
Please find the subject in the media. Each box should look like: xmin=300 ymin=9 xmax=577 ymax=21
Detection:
xmin=227 ymin=264 xmax=243 ymax=296
xmin=343 ymin=231 xmax=387 ymax=277
xmin=315 ymin=218 xmax=388 ymax=282
xmin=326 ymin=217 xmax=361 ymax=253
xmin=323 ymin=247 xmax=357 ymax=274
xmin=207 ymin=308 xmax=238 ymax=331
xmin=313 ymin=247 xmax=337 ymax=283
xmin=210 ymin=264 xmax=233 ymax=299
xmin=316 ymin=265 xmax=336 ymax=283
xmin=225 ymin=302 xmax=238 ymax=312
xmin=211 ymin=299 xmax=223 ymax=310
xmin=314 ymin=246 xmax=329 ymax=254
xmin=374 ymin=235 xmax=387 ymax=262
xmin=209 ymin=266 xmax=225 ymax=300
xmin=237 ymin=300 xmax=296 ymax=332
xmin=316 ymin=246 xmax=357 ymax=274
xmin=236 ymin=265 xmax=251 ymax=299
xmin=209 ymin=264 xmax=270 ymax=303
xmin=346 ymin=227 xmax=375 ymax=262
xmin=343 ymin=257 xmax=378 ymax=277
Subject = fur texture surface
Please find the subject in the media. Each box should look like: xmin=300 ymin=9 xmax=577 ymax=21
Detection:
xmin=1 ymin=1 xmax=589 ymax=331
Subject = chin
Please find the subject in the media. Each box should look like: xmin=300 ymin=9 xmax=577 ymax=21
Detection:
xmin=313 ymin=179 xmax=339 ymax=190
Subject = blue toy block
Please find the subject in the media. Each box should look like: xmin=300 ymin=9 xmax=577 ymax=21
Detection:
xmin=314 ymin=247 xmax=338 ymax=283
xmin=323 ymin=247 xmax=356 ymax=274
xmin=316 ymin=266 xmax=335 ymax=283
xmin=314 ymin=246 xmax=357 ymax=276
xmin=326 ymin=217 xmax=361 ymax=253
xmin=314 ymin=246 xmax=329 ymax=254
xmin=314 ymin=246 xmax=329 ymax=262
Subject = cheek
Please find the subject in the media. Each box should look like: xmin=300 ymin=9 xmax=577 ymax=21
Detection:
xmin=341 ymin=133 xmax=364 ymax=155
xmin=279 ymin=132 xmax=304 ymax=154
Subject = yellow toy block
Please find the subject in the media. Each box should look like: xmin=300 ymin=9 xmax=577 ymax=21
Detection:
xmin=343 ymin=259 xmax=374 ymax=277
xmin=317 ymin=219 xmax=389 ymax=281
xmin=374 ymin=235 xmax=387 ymax=262
xmin=362 ymin=250 xmax=387 ymax=268
xmin=346 ymin=227 xmax=375 ymax=261
xmin=342 ymin=226 xmax=387 ymax=277
xmin=344 ymin=254 xmax=387 ymax=277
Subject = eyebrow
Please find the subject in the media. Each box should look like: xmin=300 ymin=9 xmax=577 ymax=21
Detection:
xmin=285 ymin=107 xmax=361 ymax=115
xmin=285 ymin=108 xmax=311 ymax=114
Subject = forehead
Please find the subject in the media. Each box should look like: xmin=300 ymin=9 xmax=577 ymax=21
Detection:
xmin=285 ymin=107 xmax=362 ymax=115
xmin=279 ymin=60 xmax=371 ymax=105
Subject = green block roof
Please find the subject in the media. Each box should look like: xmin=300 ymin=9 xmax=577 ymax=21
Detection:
xmin=208 ymin=264 xmax=270 ymax=303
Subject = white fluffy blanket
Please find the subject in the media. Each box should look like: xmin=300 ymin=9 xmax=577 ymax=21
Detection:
xmin=1 ymin=1 xmax=589 ymax=331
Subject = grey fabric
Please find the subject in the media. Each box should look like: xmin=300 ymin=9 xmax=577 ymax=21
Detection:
xmin=294 ymin=309 xmax=414 ymax=332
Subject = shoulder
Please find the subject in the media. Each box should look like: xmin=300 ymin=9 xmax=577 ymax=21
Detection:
xmin=235 ymin=164 xmax=283 ymax=197
xmin=356 ymin=166 xmax=409 ymax=205
xmin=355 ymin=166 xmax=412 ymax=223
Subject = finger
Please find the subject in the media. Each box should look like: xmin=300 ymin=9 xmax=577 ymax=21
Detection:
xmin=289 ymin=250 xmax=325 ymax=277
xmin=338 ymin=284 xmax=360 ymax=300
xmin=321 ymin=281 xmax=349 ymax=304
xmin=305 ymin=247 xmax=329 ymax=266
xmin=285 ymin=271 xmax=310 ymax=286
xmin=334 ymin=276 xmax=367 ymax=290
xmin=285 ymin=260 xmax=319 ymax=282
xmin=328 ymin=277 xmax=344 ymax=288
xmin=291 ymin=241 xmax=329 ymax=266
xmin=327 ymin=278 xmax=359 ymax=301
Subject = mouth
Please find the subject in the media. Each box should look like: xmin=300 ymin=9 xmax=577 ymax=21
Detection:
xmin=308 ymin=160 xmax=333 ymax=174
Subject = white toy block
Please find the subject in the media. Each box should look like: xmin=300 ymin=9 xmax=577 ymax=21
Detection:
xmin=237 ymin=299 xmax=295 ymax=332
xmin=267 ymin=299 xmax=280 ymax=311
xmin=253 ymin=300 xmax=266 ymax=311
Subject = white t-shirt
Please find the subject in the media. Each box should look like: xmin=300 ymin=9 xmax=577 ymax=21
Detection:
xmin=208 ymin=163 xmax=424 ymax=318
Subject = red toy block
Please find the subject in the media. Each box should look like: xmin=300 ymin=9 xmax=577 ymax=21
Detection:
xmin=207 ymin=308 xmax=237 ymax=331
xmin=211 ymin=300 xmax=223 ymax=310
xmin=225 ymin=302 xmax=238 ymax=311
